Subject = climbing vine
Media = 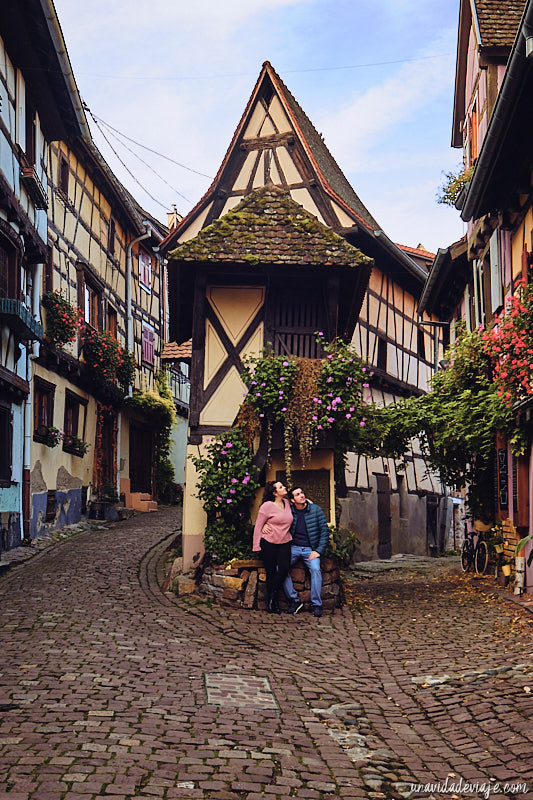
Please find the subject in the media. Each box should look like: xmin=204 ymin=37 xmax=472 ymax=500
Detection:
xmin=126 ymin=369 xmax=178 ymax=503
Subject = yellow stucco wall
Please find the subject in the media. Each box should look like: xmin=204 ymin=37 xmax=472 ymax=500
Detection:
xmin=512 ymin=207 xmax=533 ymax=283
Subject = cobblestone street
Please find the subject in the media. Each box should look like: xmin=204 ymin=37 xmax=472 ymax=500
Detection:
xmin=1 ymin=507 xmax=532 ymax=800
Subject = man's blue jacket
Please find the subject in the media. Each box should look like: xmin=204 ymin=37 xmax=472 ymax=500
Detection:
xmin=290 ymin=502 xmax=329 ymax=555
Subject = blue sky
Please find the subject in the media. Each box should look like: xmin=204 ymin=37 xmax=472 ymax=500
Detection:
xmin=53 ymin=0 xmax=466 ymax=252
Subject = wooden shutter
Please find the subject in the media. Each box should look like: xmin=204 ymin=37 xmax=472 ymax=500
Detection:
xmin=489 ymin=230 xmax=503 ymax=314
xmin=142 ymin=325 xmax=154 ymax=364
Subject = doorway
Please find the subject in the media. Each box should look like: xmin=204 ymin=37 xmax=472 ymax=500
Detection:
xmin=376 ymin=474 xmax=392 ymax=559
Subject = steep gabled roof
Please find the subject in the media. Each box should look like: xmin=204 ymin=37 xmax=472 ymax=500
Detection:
xmin=161 ymin=61 xmax=382 ymax=253
xmin=168 ymin=184 xmax=371 ymax=268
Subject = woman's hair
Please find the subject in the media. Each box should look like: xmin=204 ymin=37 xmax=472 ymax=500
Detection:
xmin=262 ymin=481 xmax=278 ymax=503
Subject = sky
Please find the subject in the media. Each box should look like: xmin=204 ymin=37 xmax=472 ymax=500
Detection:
xmin=52 ymin=0 xmax=467 ymax=254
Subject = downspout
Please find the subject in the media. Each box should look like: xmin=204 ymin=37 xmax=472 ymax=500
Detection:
xmin=126 ymin=222 xmax=152 ymax=362
xmin=22 ymin=262 xmax=42 ymax=543
xmin=122 ymin=223 xmax=151 ymax=502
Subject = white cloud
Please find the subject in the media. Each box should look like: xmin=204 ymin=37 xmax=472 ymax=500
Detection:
xmin=320 ymin=48 xmax=455 ymax=173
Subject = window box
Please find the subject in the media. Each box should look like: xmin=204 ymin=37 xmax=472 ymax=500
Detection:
xmin=0 ymin=298 xmax=43 ymax=341
xmin=20 ymin=166 xmax=48 ymax=209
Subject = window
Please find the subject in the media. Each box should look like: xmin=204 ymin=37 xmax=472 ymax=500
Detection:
xmin=271 ymin=281 xmax=326 ymax=358
xmin=417 ymin=329 xmax=426 ymax=360
xmin=63 ymin=390 xmax=87 ymax=456
xmin=84 ymin=282 xmax=100 ymax=329
xmin=0 ymin=403 xmax=12 ymax=485
xmin=106 ymin=303 xmax=117 ymax=338
xmin=77 ymin=263 xmax=103 ymax=330
xmin=25 ymin=97 xmax=36 ymax=166
xmin=58 ymin=153 xmax=69 ymax=196
xmin=33 ymin=378 xmax=55 ymax=442
xmin=139 ymin=251 xmax=152 ymax=291
xmin=108 ymin=217 xmax=116 ymax=257
xmin=46 ymin=490 xmax=56 ymax=522
xmin=44 ymin=245 xmax=53 ymax=294
xmin=0 ymin=239 xmax=18 ymax=300
xmin=142 ymin=323 xmax=155 ymax=364
xmin=377 ymin=336 xmax=387 ymax=372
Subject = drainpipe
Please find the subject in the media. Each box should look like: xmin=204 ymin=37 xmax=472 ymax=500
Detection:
xmin=22 ymin=262 xmax=42 ymax=543
xmin=126 ymin=222 xmax=152 ymax=360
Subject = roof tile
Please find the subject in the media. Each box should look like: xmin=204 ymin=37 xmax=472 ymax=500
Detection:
xmin=475 ymin=0 xmax=526 ymax=47
xmin=168 ymin=184 xmax=372 ymax=269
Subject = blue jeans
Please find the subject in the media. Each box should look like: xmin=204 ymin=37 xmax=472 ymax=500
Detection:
xmin=283 ymin=546 xmax=322 ymax=607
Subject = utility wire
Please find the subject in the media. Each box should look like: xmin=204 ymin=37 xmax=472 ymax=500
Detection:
xmin=94 ymin=116 xmax=192 ymax=204
xmin=87 ymin=108 xmax=213 ymax=180
xmin=86 ymin=108 xmax=172 ymax=211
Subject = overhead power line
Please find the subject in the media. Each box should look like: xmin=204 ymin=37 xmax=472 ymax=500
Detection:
xmin=94 ymin=116 xmax=193 ymax=204
xmin=86 ymin=107 xmax=172 ymax=211
xmin=86 ymin=109 xmax=213 ymax=180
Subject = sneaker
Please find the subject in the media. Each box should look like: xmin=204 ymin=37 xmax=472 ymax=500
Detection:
xmin=312 ymin=605 xmax=322 ymax=617
xmin=288 ymin=600 xmax=304 ymax=614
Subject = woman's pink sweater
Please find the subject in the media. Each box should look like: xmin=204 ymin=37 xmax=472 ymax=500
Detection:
xmin=252 ymin=500 xmax=293 ymax=552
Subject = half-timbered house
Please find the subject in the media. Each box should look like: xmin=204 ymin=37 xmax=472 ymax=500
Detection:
xmin=0 ymin=0 xmax=84 ymax=552
xmin=33 ymin=133 xmax=168 ymax=534
xmin=162 ymin=61 xmax=446 ymax=568
xmin=421 ymin=0 xmax=533 ymax=591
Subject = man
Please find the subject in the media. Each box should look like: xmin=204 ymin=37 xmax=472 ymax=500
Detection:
xmin=284 ymin=487 xmax=329 ymax=617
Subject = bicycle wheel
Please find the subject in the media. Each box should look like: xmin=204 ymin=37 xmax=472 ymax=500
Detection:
xmin=461 ymin=540 xmax=473 ymax=572
xmin=475 ymin=540 xmax=489 ymax=575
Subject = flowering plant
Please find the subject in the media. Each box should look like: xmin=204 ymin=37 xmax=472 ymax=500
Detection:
xmin=83 ymin=329 xmax=135 ymax=393
xmin=482 ymin=278 xmax=533 ymax=404
xmin=45 ymin=426 xmax=62 ymax=448
xmin=190 ymin=427 xmax=259 ymax=562
xmin=63 ymin=433 xmax=90 ymax=455
xmin=42 ymin=291 xmax=83 ymax=348
xmin=240 ymin=336 xmax=374 ymax=483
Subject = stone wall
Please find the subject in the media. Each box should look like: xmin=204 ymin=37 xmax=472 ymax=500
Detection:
xmin=196 ymin=557 xmax=343 ymax=610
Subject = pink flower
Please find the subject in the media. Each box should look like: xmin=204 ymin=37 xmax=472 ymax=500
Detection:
xmin=227 ymin=499 xmax=232 ymax=504
xmin=282 ymin=361 xmax=289 ymax=366
xmin=229 ymin=489 xmax=236 ymax=494
xmin=231 ymin=478 xmax=238 ymax=484
xmin=281 ymin=407 xmax=287 ymax=412
xmin=216 ymin=495 xmax=222 ymax=501
xmin=346 ymin=413 xmax=351 ymax=419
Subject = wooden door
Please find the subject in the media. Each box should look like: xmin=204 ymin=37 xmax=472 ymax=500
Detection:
xmin=129 ymin=423 xmax=153 ymax=494
xmin=376 ymin=474 xmax=392 ymax=559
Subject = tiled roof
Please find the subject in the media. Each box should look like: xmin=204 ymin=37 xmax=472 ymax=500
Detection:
xmin=474 ymin=0 xmax=526 ymax=47
xmin=168 ymin=184 xmax=372 ymax=268
xmin=397 ymin=243 xmax=435 ymax=259
xmin=161 ymin=339 xmax=192 ymax=360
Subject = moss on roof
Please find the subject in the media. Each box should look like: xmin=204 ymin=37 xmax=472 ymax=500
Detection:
xmin=168 ymin=184 xmax=372 ymax=269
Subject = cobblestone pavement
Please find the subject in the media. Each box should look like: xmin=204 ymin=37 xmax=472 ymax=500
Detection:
xmin=0 ymin=508 xmax=532 ymax=800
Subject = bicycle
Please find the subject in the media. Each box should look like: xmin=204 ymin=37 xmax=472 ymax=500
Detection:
xmin=461 ymin=528 xmax=489 ymax=574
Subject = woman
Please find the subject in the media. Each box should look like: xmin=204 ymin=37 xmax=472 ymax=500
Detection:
xmin=253 ymin=480 xmax=293 ymax=614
